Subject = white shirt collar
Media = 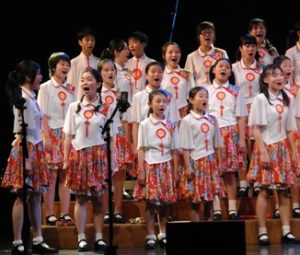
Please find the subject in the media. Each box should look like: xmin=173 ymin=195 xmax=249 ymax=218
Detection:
xmin=149 ymin=114 xmax=167 ymax=125
xmin=212 ymin=80 xmax=229 ymax=89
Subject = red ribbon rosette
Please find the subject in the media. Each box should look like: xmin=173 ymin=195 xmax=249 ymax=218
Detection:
xmin=105 ymin=95 xmax=114 ymax=105
xmin=216 ymin=91 xmax=226 ymax=117
xmin=156 ymin=128 xmax=166 ymax=155
xmin=245 ymin=73 xmax=255 ymax=97
xmin=275 ymin=104 xmax=284 ymax=133
xmin=58 ymin=91 xmax=67 ymax=119
xmin=170 ymin=76 xmax=180 ymax=99
xmin=203 ymin=60 xmax=212 ymax=82
xmin=200 ymin=123 xmax=210 ymax=151
xmin=83 ymin=110 xmax=94 ymax=137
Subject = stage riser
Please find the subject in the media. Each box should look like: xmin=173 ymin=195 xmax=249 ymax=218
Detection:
xmin=41 ymin=198 xmax=300 ymax=249
xmin=42 ymin=198 xmax=275 ymax=224
xmin=42 ymin=220 xmax=300 ymax=249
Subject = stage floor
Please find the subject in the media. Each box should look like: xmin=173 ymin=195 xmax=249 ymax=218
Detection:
xmin=1 ymin=244 xmax=300 ymax=255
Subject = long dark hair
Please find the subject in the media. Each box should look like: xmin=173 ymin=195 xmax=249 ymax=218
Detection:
xmin=259 ymin=64 xmax=290 ymax=106
xmin=208 ymin=57 xmax=235 ymax=85
xmin=6 ymin=60 xmax=40 ymax=107
xmin=286 ymin=21 xmax=300 ymax=49
xmin=75 ymin=67 xmax=102 ymax=113
xmin=186 ymin=86 xmax=208 ymax=114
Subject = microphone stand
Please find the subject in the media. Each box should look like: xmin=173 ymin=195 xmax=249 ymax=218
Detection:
xmin=101 ymin=94 xmax=130 ymax=255
xmin=14 ymin=93 xmax=30 ymax=255
xmin=169 ymin=0 xmax=180 ymax=42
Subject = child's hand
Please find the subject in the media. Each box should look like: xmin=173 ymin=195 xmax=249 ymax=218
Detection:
xmin=137 ymin=170 xmax=145 ymax=186
xmin=238 ymin=138 xmax=246 ymax=153
xmin=186 ymin=168 xmax=195 ymax=182
xmin=62 ymin=160 xmax=69 ymax=170
xmin=260 ymin=151 xmax=271 ymax=170
xmin=174 ymin=170 xmax=181 ymax=186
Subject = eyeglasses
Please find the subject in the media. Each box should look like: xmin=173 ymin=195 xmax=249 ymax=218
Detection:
xmin=200 ymin=31 xmax=214 ymax=36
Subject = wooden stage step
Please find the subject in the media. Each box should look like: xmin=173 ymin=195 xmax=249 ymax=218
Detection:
xmin=42 ymin=219 xmax=300 ymax=249
xmin=42 ymin=197 xmax=300 ymax=249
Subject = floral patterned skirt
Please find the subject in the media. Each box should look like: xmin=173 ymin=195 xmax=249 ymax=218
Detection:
xmin=219 ymin=125 xmax=246 ymax=174
xmin=65 ymin=144 xmax=108 ymax=196
xmin=179 ymin=153 xmax=226 ymax=203
xmin=247 ymin=139 xmax=296 ymax=189
xmin=1 ymin=139 xmax=49 ymax=193
xmin=133 ymin=160 xmax=177 ymax=204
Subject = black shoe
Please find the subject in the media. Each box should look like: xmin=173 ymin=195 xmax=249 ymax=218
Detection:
xmin=104 ymin=213 xmax=110 ymax=224
xmin=239 ymin=187 xmax=249 ymax=197
xmin=123 ymin=189 xmax=132 ymax=199
xmin=77 ymin=239 xmax=88 ymax=252
xmin=158 ymin=237 xmax=166 ymax=248
xmin=258 ymin=234 xmax=270 ymax=246
xmin=293 ymin=208 xmax=300 ymax=218
xmin=281 ymin=232 xmax=300 ymax=244
xmin=31 ymin=241 xmax=58 ymax=254
xmin=145 ymin=237 xmax=157 ymax=250
xmin=94 ymin=239 xmax=107 ymax=251
xmin=11 ymin=244 xmax=25 ymax=255
xmin=213 ymin=211 xmax=222 ymax=221
xmin=46 ymin=215 xmax=58 ymax=226
xmin=228 ymin=211 xmax=240 ymax=220
xmin=273 ymin=209 xmax=280 ymax=219
xmin=114 ymin=213 xmax=125 ymax=223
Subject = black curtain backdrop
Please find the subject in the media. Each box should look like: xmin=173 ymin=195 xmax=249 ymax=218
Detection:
xmin=0 ymin=0 xmax=298 ymax=243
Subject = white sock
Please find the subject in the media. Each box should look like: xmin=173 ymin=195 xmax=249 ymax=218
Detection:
xmin=146 ymin=234 xmax=157 ymax=244
xmin=213 ymin=196 xmax=221 ymax=212
xmin=95 ymin=232 xmax=103 ymax=241
xmin=293 ymin=203 xmax=300 ymax=209
xmin=258 ymin=227 xmax=268 ymax=239
xmin=228 ymin=200 xmax=237 ymax=212
xmin=158 ymin=233 xmax=166 ymax=240
xmin=32 ymin=236 xmax=43 ymax=245
xmin=282 ymin=225 xmax=292 ymax=236
xmin=275 ymin=204 xmax=279 ymax=210
xmin=240 ymin=180 xmax=247 ymax=188
xmin=78 ymin=233 xmax=86 ymax=242
xmin=13 ymin=240 xmax=23 ymax=246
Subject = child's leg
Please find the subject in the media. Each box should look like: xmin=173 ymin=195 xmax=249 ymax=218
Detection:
xmin=91 ymin=196 xmax=107 ymax=251
xmin=256 ymin=189 xmax=270 ymax=244
xmin=113 ymin=168 xmax=126 ymax=223
xmin=28 ymin=192 xmax=43 ymax=238
xmin=190 ymin=202 xmax=200 ymax=222
xmin=43 ymin=170 xmax=57 ymax=225
xmin=272 ymin=190 xmax=280 ymax=218
xmin=144 ymin=202 xmax=157 ymax=249
xmin=290 ymin=180 xmax=300 ymax=218
xmin=278 ymin=190 xmax=300 ymax=243
xmin=75 ymin=195 xmax=88 ymax=250
xmin=157 ymin=204 xmax=169 ymax=247
xmin=58 ymin=168 xmax=71 ymax=217
xmin=223 ymin=172 xmax=239 ymax=219
xmin=12 ymin=195 xmax=24 ymax=242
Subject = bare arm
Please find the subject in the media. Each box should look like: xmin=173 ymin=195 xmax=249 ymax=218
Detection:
xmin=182 ymin=149 xmax=194 ymax=178
xmin=237 ymin=116 xmax=246 ymax=152
xmin=287 ymin=130 xmax=298 ymax=168
xmin=137 ymin=149 xmax=146 ymax=185
xmin=41 ymin=115 xmax=52 ymax=151
xmin=63 ymin=134 xmax=74 ymax=169
xmin=252 ymin=125 xmax=270 ymax=169
xmin=171 ymin=150 xmax=180 ymax=184
xmin=132 ymin=122 xmax=139 ymax=156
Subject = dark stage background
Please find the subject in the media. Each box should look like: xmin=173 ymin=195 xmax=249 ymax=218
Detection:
xmin=0 ymin=0 xmax=298 ymax=243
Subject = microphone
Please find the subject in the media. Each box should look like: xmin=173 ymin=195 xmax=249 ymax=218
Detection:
xmin=117 ymin=91 xmax=130 ymax=113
